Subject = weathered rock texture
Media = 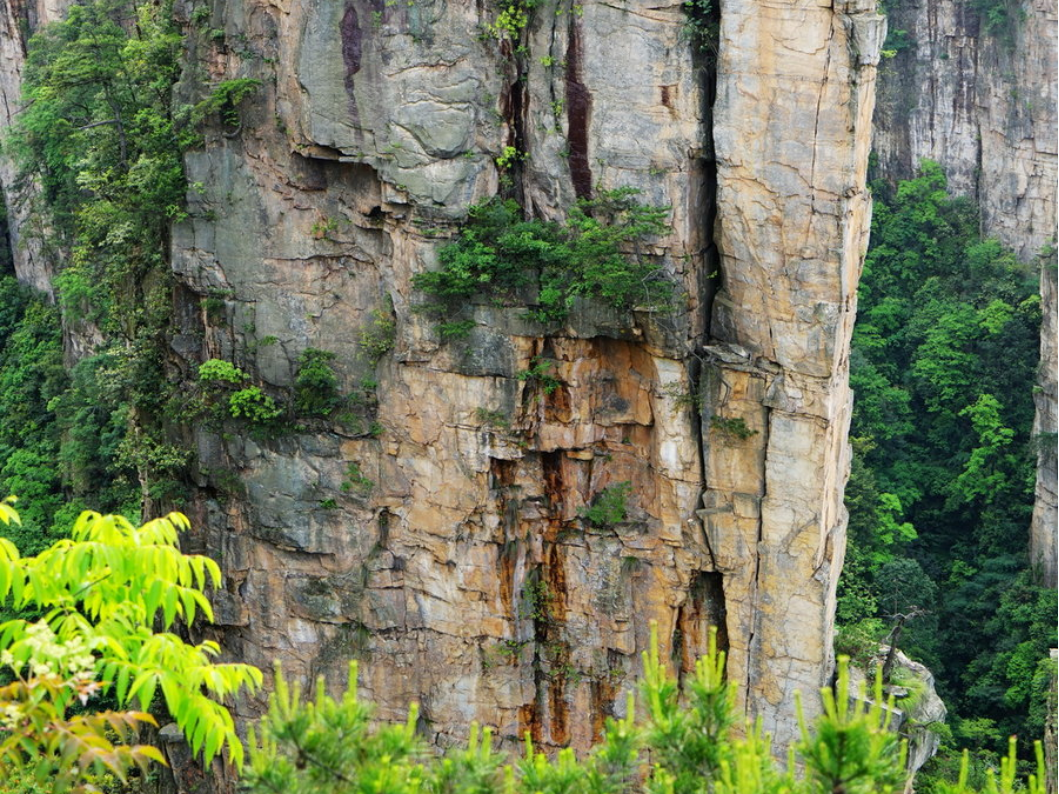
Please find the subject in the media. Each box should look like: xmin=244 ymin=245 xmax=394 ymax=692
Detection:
xmin=706 ymin=0 xmax=884 ymax=741
xmin=164 ymin=0 xmax=886 ymax=754
xmin=872 ymin=0 xmax=1058 ymax=585
xmin=852 ymin=649 xmax=947 ymax=777
xmin=0 ymin=0 xmax=883 ymax=758
xmin=166 ymin=0 xmax=884 ymax=754
xmin=0 ymin=0 xmax=72 ymax=295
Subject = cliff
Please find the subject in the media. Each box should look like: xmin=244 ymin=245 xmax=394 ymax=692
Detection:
xmin=872 ymin=0 xmax=1058 ymax=584
xmin=1 ymin=0 xmax=1051 ymax=769
xmin=162 ymin=0 xmax=881 ymax=753
xmin=0 ymin=0 xmax=70 ymax=295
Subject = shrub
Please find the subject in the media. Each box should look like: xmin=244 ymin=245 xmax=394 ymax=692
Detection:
xmin=413 ymin=189 xmax=673 ymax=326
xmin=358 ymin=305 xmax=396 ymax=363
xmin=709 ymin=415 xmax=757 ymax=440
xmin=517 ymin=356 xmax=562 ymax=395
xmin=192 ymin=78 xmax=262 ymax=129
xmin=0 ymin=504 xmax=262 ymax=789
xmin=198 ymin=358 xmax=248 ymax=384
xmin=229 ymin=386 xmax=283 ymax=424
xmin=580 ymin=481 xmax=632 ymax=527
xmin=294 ymin=348 xmax=341 ymax=416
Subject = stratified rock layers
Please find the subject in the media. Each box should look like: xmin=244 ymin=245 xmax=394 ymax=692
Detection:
xmin=171 ymin=0 xmax=876 ymax=752
xmin=872 ymin=0 xmax=1058 ymax=584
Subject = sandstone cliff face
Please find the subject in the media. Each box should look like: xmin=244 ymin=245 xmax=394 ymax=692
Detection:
xmin=0 ymin=0 xmax=883 ymax=756
xmin=872 ymin=0 xmax=1058 ymax=584
xmin=165 ymin=0 xmax=884 ymax=753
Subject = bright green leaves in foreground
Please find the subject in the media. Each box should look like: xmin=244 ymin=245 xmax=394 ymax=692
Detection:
xmin=0 ymin=504 xmax=261 ymax=789
xmin=244 ymin=622 xmax=1044 ymax=794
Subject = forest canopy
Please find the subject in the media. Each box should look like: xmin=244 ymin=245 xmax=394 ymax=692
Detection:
xmin=838 ymin=160 xmax=1055 ymax=783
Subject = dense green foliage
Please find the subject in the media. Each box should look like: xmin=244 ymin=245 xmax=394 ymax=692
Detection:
xmin=0 ymin=504 xmax=261 ymax=791
xmin=0 ymin=281 xmax=67 ymax=553
xmin=839 ymin=161 xmax=1054 ymax=773
xmin=579 ymin=481 xmax=632 ymax=527
xmin=0 ymin=0 xmax=195 ymax=540
xmin=294 ymin=348 xmax=342 ymax=417
xmin=244 ymin=624 xmax=1046 ymax=794
xmin=413 ymin=189 xmax=672 ymax=332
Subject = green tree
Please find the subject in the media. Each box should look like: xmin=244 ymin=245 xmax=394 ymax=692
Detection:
xmin=0 ymin=501 xmax=262 ymax=790
xmin=841 ymin=160 xmax=1051 ymax=763
xmin=1 ymin=0 xmax=195 ymax=546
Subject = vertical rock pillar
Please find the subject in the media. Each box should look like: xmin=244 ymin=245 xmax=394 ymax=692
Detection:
xmin=707 ymin=0 xmax=884 ymax=744
xmin=1032 ymin=260 xmax=1058 ymax=586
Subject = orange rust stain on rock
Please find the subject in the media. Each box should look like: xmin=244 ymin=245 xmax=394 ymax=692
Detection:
xmin=491 ymin=458 xmax=522 ymax=617
xmin=518 ymin=702 xmax=541 ymax=745
xmin=678 ymin=572 xmax=728 ymax=670
xmin=490 ymin=457 xmax=518 ymax=488
xmin=497 ymin=541 xmax=517 ymax=618
xmin=589 ymin=677 xmax=618 ymax=743
xmin=549 ymin=675 xmax=570 ymax=746
xmin=544 ymin=383 xmax=572 ymax=423
xmin=541 ymin=452 xmax=565 ymax=542
xmin=546 ymin=543 xmax=568 ymax=617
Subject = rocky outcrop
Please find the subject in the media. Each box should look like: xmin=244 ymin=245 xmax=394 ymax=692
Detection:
xmin=706 ymin=0 xmax=884 ymax=742
xmin=172 ymin=0 xmax=716 ymax=752
xmin=890 ymin=652 xmax=947 ymax=778
xmin=851 ymin=649 xmax=947 ymax=779
xmin=169 ymin=0 xmax=883 ymax=754
xmin=872 ymin=0 xmax=1058 ymax=586
xmin=0 ymin=0 xmax=883 ymax=758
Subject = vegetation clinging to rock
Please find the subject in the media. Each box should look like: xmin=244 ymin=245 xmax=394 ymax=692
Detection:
xmin=413 ymin=188 xmax=673 ymax=330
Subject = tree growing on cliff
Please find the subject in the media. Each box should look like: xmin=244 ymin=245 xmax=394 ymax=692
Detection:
xmin=0 ymin=501 xmax=261 ymax=791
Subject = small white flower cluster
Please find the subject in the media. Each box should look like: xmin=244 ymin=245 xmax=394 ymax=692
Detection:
xmin=0 ymin=622 xmax=102 ymax=728
xmin=1 ymin=620 xmax=96 ymax=679
xmin=0 ymin=701 xmax=22 ymax=729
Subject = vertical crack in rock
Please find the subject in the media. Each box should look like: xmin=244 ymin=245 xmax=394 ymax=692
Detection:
xmin=564 ymin=16 xmax=592 ymax=199
xmin=341 ymin=1 xmax=363 ymax=130
xmin=692 ymin=0 xmax=724 ymax=615
xmin=676 ymin=571 xmax=729 ymax=678
xmin=696 ymin=0 xmax=722 ymax=334
xmin=807 ymin=17 xmax=835 ymax=232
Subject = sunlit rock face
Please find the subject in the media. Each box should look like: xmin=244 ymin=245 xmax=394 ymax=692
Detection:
xmin=871 ymin=0 xmax=1058 ymax=586
xmin=165 ymin=0 xmax=883 ymax=754
xmin=0 ymin=0 xmax=882 ymax=756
